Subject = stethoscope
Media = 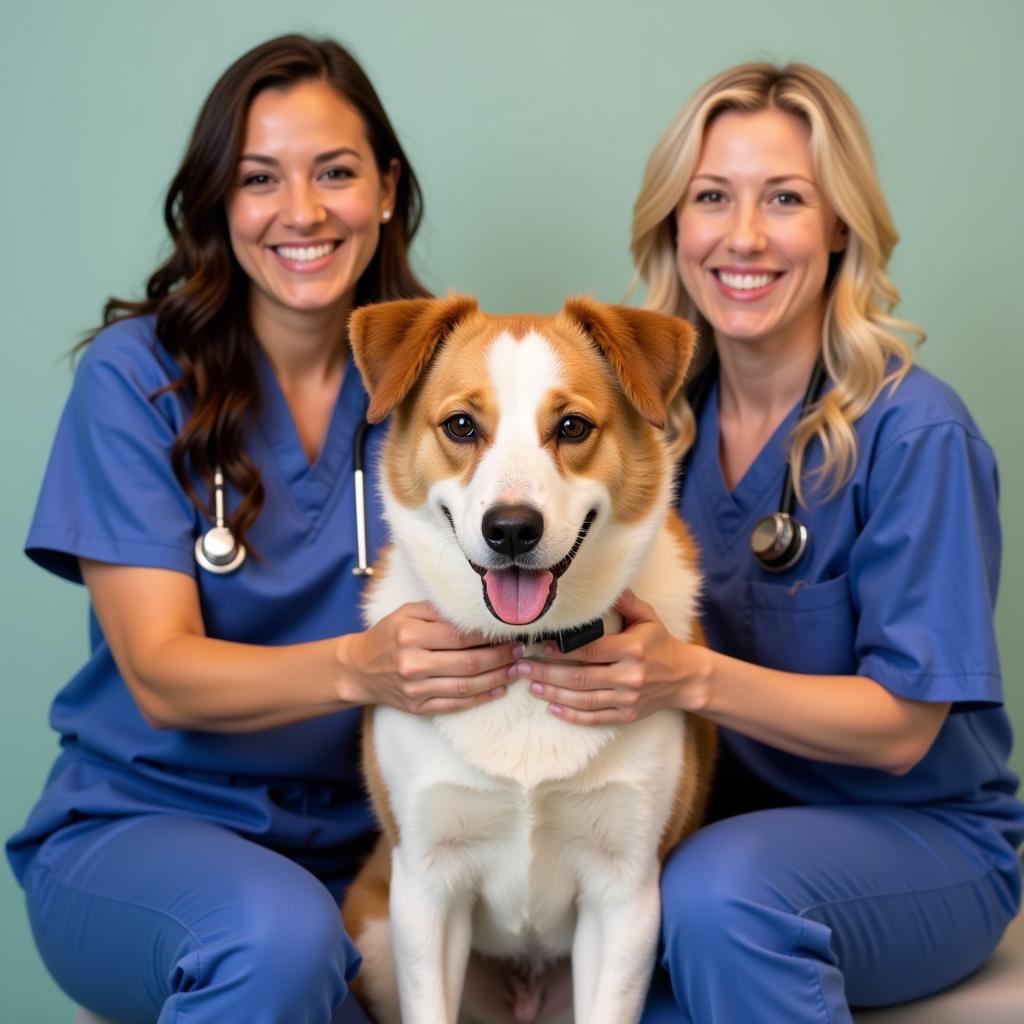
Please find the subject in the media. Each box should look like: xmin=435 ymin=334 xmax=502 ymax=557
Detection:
xmin=195 ymin=418 xmax=376 ymax=577
xmin=681 ymin=353 xmax=828 ymax=573
xmin=194 ymin=467 xmax=247 ymax=574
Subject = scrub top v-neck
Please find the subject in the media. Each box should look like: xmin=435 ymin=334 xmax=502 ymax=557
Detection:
xmin=255 ymin=342 xmax=367 ymax=525
xmin=10 ymin=315 xmax=390 ymax=882
xmin=678 ymin=366 xmax=1024 ymax=865
xmin=688 ymin=377 xmax=803 ymax=554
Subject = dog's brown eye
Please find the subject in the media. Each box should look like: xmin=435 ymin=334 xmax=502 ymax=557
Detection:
xmin=558 ymin=416 xmax=592 ymax=442
xmin=443 ymin=414 xmax=477 ymax=441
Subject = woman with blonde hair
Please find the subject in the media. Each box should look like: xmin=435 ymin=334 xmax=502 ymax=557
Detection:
xmin=518 ymin=63 xmax=1023 ymax=1020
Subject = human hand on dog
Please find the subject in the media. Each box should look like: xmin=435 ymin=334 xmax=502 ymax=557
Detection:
xmin=517 ymin=590 xmax=711 ymax=726
xmin=340 ymin=602 xmax=517 ymax=714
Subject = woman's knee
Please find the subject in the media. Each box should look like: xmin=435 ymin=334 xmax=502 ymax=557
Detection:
xmin=25 ymin=817 xmax=362 ymax=1021
xmin=660 ymin=812 xmax=809 ymax=962
xmin=190 ymin=866 xmax=359 ymax=1009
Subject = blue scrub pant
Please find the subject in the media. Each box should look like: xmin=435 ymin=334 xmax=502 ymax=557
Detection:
xmin=23 ymin=806 xmax=1019 ymax=1023
xmin=25 ymin=815 xmax=371 ymax=1024
xmin=644 ymin=804 xmax=1020 ymax=1023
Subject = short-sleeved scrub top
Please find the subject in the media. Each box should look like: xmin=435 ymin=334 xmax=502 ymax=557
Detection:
xmin=8 ymin=316 xmax=390 ymax=884
xmin=679 ymin=366 xmax=1024 ymax=877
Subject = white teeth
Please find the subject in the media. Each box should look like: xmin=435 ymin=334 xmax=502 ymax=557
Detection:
xmin=275 ymin=242 xmax=336 ymax=262
xmin=718 ymin=271 xmax=778 ymax=290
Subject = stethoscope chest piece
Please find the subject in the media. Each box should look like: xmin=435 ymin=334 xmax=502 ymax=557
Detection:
xmin=195 ymin=526 xmax=246 ymax=574
xmin=750 ymin=512 xmax=809 ymax=573
xmin=195 ymin=467 xmax=246 ymax=575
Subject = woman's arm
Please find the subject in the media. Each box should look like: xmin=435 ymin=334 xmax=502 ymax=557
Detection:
xmin=519 ymin=590 xmax=950 ymax=775
xmin=684 ymin=645 xmax=950 ymax=775
xmin=83 ymin=560 xmax=515 ymax=732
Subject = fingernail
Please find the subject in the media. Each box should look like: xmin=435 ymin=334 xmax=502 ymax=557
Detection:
xmin=516 ymin=661 xmax=532 ymax=676
xmin=549 ymin=704 xmax=564 ymax=716
xmin=543 ymin=643 xmax=556 ymax=657
xmin=507 ymin=664 xmax=519 ymax=679
xmin=490 ymin=686 xmax=506 ymax=698
xmin=512 ymin=644 xmax=524 ymax=659
xmin=529 ymin=683 xmax=544 ymax=695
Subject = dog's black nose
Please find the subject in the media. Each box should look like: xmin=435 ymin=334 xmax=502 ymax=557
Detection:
xmin=482 ymin=504 xmax=544 ymax=558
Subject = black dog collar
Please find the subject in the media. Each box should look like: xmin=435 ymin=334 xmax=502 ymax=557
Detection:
xmin=517 ymin=617 xmax=605 ymax=655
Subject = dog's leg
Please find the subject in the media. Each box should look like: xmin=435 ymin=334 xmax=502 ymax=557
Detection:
xmin=342 ymin=837 xmax=401 ymax=1024
xmin=353 ymin=915 xmax=401 ymax=1024
xmin=443 ymin=896 xmax=474 ymax=1017
xmin=571 ymin=872 xmax=661 ymax=1024
xmin=390 ymin=847 xmax=472 ymax=1024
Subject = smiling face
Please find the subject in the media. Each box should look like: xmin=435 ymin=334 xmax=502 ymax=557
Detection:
xmin=225 ymin=79 xmax=397 ymax=330
xmin=675 ymin=107 xmax=846 ymax=355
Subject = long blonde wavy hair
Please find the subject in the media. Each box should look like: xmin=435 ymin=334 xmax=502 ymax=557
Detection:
xmin=631 ymin=63 xmax=923 ymax=501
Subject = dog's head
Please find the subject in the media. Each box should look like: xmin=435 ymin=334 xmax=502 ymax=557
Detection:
xmin=349 ymin=295 xmax=696 ymax=638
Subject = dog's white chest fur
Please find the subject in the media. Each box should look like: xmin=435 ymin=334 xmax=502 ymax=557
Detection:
xmin=373 ymin=687 xmax=686 ymax=962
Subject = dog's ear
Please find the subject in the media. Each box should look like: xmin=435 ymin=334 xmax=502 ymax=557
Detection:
xmin=349 ymin=295 xmax=479 ymax=423
xmin=560 ymin=297 xmax=696 ymax=429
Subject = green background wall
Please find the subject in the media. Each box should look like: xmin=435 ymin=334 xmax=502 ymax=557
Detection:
xmin=2 ymin=0 xmax=1021 ymax=1018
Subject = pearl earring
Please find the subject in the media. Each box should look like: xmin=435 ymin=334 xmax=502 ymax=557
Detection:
xmin=381 ymin=210 xmax=392 ymax=223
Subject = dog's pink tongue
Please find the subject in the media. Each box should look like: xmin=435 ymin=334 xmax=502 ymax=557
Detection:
xmin=484 ymin=567 xmax=554 ymax=625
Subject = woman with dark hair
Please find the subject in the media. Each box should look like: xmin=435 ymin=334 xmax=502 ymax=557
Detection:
xmin=7 ymin=35 xmax=515 ymax=1023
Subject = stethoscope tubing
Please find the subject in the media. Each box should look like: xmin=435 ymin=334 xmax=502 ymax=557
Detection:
xmin=352 ymin=418 xmax=374 ymax=577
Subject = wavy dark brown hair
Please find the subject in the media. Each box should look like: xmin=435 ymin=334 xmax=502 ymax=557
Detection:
xmin=83 ymin=34 xmax=430 ymax=550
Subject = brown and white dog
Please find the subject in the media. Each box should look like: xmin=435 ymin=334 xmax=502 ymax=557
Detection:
xmin=342 ymin=296 xmax=715 ymax=1024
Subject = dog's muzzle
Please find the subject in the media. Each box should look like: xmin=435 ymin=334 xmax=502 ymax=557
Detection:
xmin=442 ymin=506 xmax=598 ymax=627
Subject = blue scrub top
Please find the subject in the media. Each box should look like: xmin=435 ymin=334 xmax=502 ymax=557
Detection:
xmin=9 ymin=316 xmax=389 ymax=882
xmin=679 ymin=367 xmax=1024 ymax=863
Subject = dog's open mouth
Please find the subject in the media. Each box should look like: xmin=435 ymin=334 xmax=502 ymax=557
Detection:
xmin=443 ymin=509 xmax=597 ymax=626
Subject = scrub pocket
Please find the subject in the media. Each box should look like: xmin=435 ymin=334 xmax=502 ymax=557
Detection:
xmin=748 ymin=573 xmax=857 ymax=676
